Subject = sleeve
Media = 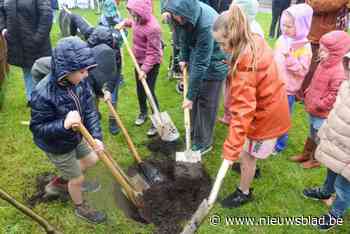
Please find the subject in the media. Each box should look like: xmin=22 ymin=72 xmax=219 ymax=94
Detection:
xmin=33 ymin=0 xmax=53 ymax=45
xmin=140 ymin=28 xmax=162 ymax=74
xmin=83 ymin=82 xmax=103 ymax=141
xmin=318 ymin=74 xmax=344 ymax=111
xmin=186 ymin=27 xmax=214 ymax=101
xmin=178 ymin=27 xmax=190 ymax=62
xmin=306 ymin=0 xmax=348 ymax=13
xmin=30 ymin=94 xmax=76 ymax=140
xmin=285 ymin=46 xmax=312 ymax=78
xmin=101 ymin=49 xmax=118 ymax=93
xmin=0 ymin=0 xmax=5 ymax=31
xmin=222 ymin=74 xmax=257 ymax=161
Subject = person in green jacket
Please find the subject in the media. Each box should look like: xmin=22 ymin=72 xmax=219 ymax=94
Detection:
xmin=164 ymin=0 xmax=228 ymax=155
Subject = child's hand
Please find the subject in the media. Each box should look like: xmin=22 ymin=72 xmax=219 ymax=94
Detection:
xmin=138 ymin=70 xmax=147 ymax=80
xmin=103 ymin=90 xmax=112 ymax=102
xmin=115 ymin=21 xmax=125 ymax=31
xmin=93 ymin=139 xmax=104 ymax=153
xmin=64 ymin=111 xmax=81 ymax=129
xmin=161 ymin=12 xmax=171 ymax=23
xmin=182 ymin=98 xmax=193 ymax=110
xmin=179 ymin=61 xmax=187 ymax=72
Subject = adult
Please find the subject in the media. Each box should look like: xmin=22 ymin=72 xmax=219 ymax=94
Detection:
xmin=269 ymin=0 xmax=291 ymax=38
xmin=164 ymin=0 xmax=228 ymax=155
xmin=0 ymin=0 xmax=53 ymax=105
xmin=297 ymin=0 xmax=348 ymax=98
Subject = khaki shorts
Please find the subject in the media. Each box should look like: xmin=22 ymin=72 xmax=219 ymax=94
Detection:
xmin=46 ymin=140 xmax=92 ymax=180
xmin=243 ymin=138 xmax=277 ymax=159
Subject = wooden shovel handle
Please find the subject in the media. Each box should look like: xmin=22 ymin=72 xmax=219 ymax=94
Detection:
xmin=106 ymin=101 xmax=143 ymax=164
xmin=117 ymin=29 xmax=161 ymax=119
xmin=0 ymin=188 xmax=62 ymax=234
xmin=182 ymin=67 xmax=191 ymax=150
xmin=73 ymin=123 xmax=141 ymax=207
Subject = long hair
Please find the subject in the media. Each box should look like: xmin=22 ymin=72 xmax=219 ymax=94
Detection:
xmin=213 ymin=4 xmax=258 ymax=76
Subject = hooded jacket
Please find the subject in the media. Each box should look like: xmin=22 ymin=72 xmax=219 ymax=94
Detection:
xmin=274 ymin=4 xmax=313 ymax=96
xmin=0 ymin=0 xmax=52 ymax=68
xmin=125 ymin=0 xmax=163 ymax=74
xmin=305 ymin=31 xmax=350 ymax=118
xmin=165 ymin=0 xmax=228 ymax=101
xmin=30 ymin=37 xmax=102 ymax=155
xmin=223 ymin=35 xmax=291 ymax=161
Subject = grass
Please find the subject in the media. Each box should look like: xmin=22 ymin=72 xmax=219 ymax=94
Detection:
xmin=0 ymin=1 xmax=349 ymax=233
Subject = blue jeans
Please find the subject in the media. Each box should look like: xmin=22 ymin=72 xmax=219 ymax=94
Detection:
xmin=275 ymin=95 xmax=295 ymax=152
xmin=22 ymin=68 xmax=34 ymax=102
xmin=309 ymin=114 xmax=325 ymax=144
xmin=322 ymin=169 xmax=350 ymax=218
xmin=111 ymin=63 xmax=121 ymax=105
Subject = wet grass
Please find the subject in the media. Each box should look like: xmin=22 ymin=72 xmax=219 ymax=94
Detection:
xmin=0 ymin=1 xmax=349 ymax=234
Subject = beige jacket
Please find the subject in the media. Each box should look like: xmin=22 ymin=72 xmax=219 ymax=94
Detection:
xmin=316 ymin=79 xmax=350 ymax=182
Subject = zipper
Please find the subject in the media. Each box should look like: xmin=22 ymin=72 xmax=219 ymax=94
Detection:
xmin=67 ymin=88 xmax=83 ymax=121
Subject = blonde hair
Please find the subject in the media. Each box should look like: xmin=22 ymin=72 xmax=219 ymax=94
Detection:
xmin=213 ymin=3 xmax=258 ymax=76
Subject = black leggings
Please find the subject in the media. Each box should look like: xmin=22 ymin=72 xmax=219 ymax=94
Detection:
xmin=135 ymin=64 xmax=160 ymax=114
xmin=269 ymin=0 xmax=291 ymax=38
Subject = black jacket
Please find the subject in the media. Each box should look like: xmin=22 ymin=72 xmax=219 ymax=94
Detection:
xmin=30 ymin=37 xmax=102 ymax=154
xmin=0 ymin=0 xmax=53 ymax=68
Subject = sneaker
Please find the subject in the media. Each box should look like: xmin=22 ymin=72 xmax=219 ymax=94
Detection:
xmin=147 ymin=126 xmax=158 ymax=137
xmin=315 ymin=213 xmax=341 ymax=231
xmin=199 ymin=145 xmax=213 ymax=156
xmin=221 ymin=187 xmax=253 ymax=208
xmin=81 ymin=180 xmax=101 ymax=193
xmin=109 ymin=118 xmax=120 ymax=135
xmin=135 ymin=113 xmax=147 ymax=126
xmin=45 ymin=176 xmax=68 ymax=195
xmin=75 ymin=201 xmax=107 ymax=224
xmin=191 ymin=144 xmax=201 ymax=152
xmin=176 ymin=81 xmax=184 ymax=94
xmin=303 ymin=187 xmax=332 ymax=200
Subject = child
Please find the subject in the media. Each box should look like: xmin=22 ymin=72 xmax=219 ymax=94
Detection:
xmin=218 ymin=0 xmax=264 ymax=125
xmin=291 ymin=30 xmax=350 ymax=169
xmin=273 ymin=3 xmax=313 ymax=153
xmin=212 ymin=4 xmax=291 ymax=207
xmin=30 ymin=37 xmax=106 ymax=224
xmin=119 ymin=0 xmax=163 ymax=137
xmin=303 ymin=52 xmax=350 ymax=231
xmin=164 ymin=0 xmax=228 ymax=155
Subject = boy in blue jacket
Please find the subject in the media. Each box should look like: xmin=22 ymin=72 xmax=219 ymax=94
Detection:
xmin=30 ymin=37 xmax=106 ymax=224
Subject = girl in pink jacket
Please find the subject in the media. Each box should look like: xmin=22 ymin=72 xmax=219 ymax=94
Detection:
xmin=120 ymin=0 xmax=163 ymax=136
xmin=292 ymin=30 xmax=350 ymax=169
xmin=273 ymin=3 xmax=313 ymax=153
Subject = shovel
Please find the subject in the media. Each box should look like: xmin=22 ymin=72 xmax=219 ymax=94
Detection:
xmin=176 ymin=66 xmax=201 ymax=163
xmin=106 ymin=100 xmax=165 ymax=185
xmin=181 ymin=159 xmax=231 ymax=234
xmin=73 ymin=123 xmax=145 ymax=208
xmin=117 ymin=27 xmax=180 ymax=142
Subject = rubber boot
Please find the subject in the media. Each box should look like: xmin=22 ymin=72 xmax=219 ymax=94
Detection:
xmin=289 ymin=137 xmax=315 ymax=163
xmin=302 ymin=145 xmax=321 ymax=169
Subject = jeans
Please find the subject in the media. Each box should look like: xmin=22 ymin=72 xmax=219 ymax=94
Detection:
xmin=22 ymin=68 xmax=34 ymax=102
xmin=112 ymin=63 xmax=121 ymax=105
xmin=322 ymin=169 xmax=350 ymax=218
xmin=275 ymin=95 xmax=295 ymax=152
xmin=135 ymin=64 xmax=160 ymax=115
xmin=309 ymin=114 xmax=325 ymax=144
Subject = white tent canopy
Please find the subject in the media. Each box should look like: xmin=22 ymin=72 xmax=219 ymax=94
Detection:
xmin=58 ymin=0 xmax=98 ymax=9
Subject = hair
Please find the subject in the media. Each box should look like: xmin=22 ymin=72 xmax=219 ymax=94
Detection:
xmin=213 ymin=4 xmax=258 ymax=76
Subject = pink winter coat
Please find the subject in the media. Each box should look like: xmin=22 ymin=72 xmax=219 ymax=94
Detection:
xmin=274 ymin=4 xmax=313 ymax=96
xmin=125 ymin=0 xmax=163 ymax=73
xmin=304 ymin=30 xmax=350 ymax=118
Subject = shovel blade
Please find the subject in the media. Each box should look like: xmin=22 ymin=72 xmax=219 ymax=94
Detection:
xmin=129 ymin=173 xmax=150 ymax=192
xmin=176 ymin=150 xmax=201 ymax=163
xmin=181 ymin=199 xmax=210 ymax=234
xmin=150 ymin=112 xmax=180 ymax=142
xmin=139 ymin=162 xmax=165 ymax=185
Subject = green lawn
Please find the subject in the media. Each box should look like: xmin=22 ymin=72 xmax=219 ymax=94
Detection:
xmin=0 ymin=1 xmax=349 ymax=234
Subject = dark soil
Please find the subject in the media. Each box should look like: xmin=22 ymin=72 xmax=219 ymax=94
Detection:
xmin=128 ymin=159 xmax=211 ymax=234
xmin=24 ymin=172 xmax=69 ymax=208
xmin=146 ymin=136 xmax=183 ymax=156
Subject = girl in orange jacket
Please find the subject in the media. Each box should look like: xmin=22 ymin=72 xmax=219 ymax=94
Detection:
xmin=212 ymin=3 xmax=291 ymax=208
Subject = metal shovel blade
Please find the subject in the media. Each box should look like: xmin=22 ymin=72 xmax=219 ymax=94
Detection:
xmin=176 ymin=150 xmax=201 ymax=163
xmin=129 ymin=173 xmax=151 ymax=193
xmin=150 ymin=111 xmax=180 ymax=142
xmin=139 ymin=162 xmax=165 ymax=185
xmin=181 ymin=199 xmax=210 ymax=234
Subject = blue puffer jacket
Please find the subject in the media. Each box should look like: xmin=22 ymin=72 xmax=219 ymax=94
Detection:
xmin=30 ymin=37 xmax=102 ymax=155
xmin=164 ymin=0 xmax=228 ymax=101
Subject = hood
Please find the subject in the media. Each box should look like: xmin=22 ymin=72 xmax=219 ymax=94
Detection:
xmin=51 ymin=36 xmax=96 ymax=81
xmin=164 ymin=0 xmax=201 ymax=27
xmin=127 ymin=0 xmax=152 ymax=23
xmin=87 ymin=26 xmax=115 ymax=49
xmin=280 ymin=3 xmax=313 ymax=45
xmin=320 ymin=30 xmax=350 ymax=67
xmin=233 ymin=0 xmax=259 ymax=23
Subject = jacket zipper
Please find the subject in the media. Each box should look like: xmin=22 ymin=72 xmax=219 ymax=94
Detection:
xmin=67 ymin=88 xmax=83 ymax=121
